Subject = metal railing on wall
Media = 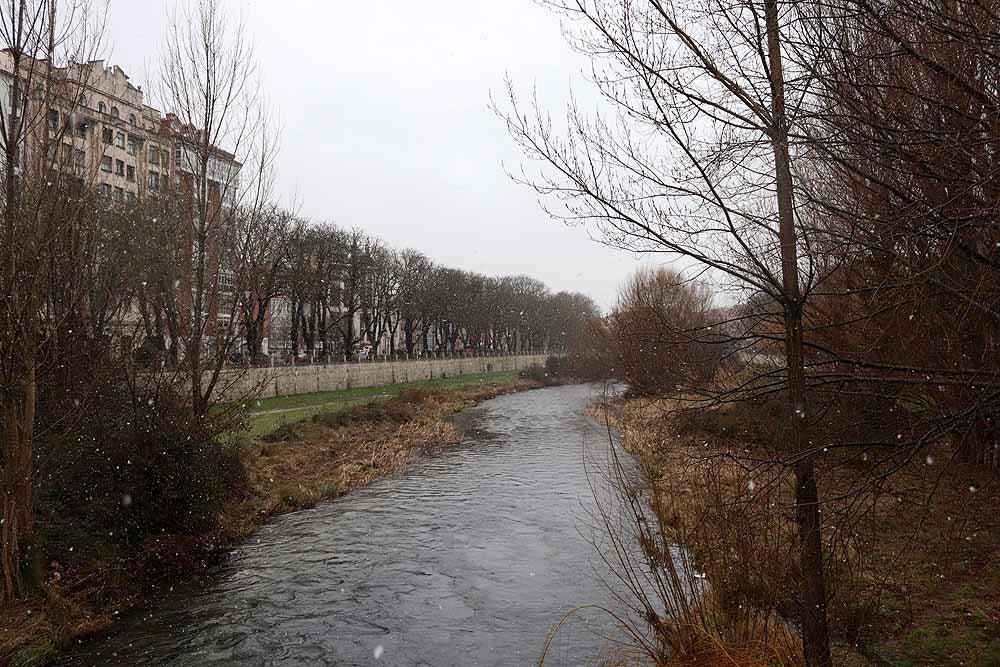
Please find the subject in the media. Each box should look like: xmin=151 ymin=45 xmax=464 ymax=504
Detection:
xmin=223 ymin=348 xmax=552 ymax=370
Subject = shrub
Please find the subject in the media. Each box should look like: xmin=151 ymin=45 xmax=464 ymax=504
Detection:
xmin=544 ymin=355 xmax=570 ymax=377
xmin=676 ymin=395 xmax=788 ymax=447
xmin=610 ymin=268 xmax=730 ymax=396
xmin=312 ymin=397 xmax=418 ymax=428
xmin=519 ymin=363 xmax=548 ymax=382
xmin=261 ymin=421 xmax=305 ymax=443
xmin=38 ymin=378 xmax=246 ymax=550
xmin=397 ymin=387 xmax=442 ymax=403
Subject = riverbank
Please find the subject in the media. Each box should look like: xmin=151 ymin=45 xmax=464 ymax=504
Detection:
xmin=593 ymin=396 xmax=1000 ymax=667
xmin=0 ymin=372 xmax=551 ymax=666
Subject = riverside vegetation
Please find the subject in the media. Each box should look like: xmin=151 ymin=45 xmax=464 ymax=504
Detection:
xmin=0 ymin=368 xmax=558 ymax=666
xmin=550 ymin=267 xmax=1000 ymax=667
xmin=586 ymin=396 xmax=999 ymax=667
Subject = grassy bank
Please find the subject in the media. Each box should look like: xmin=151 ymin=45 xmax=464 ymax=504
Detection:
xmin=0 ymin=372 xmax=546 ymax=666
xmin=241 ymin=370 xmax=522 ymax=438
xmin=593 ymin=396 xmax=1000 ymax=667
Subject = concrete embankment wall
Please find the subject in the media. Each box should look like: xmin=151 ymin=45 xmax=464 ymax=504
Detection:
xmin=213 ymin=354 xmax=549 ymax=402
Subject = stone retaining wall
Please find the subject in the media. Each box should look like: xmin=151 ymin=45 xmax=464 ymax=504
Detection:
xmin=212 ymin=354 xmax=549 ymax=402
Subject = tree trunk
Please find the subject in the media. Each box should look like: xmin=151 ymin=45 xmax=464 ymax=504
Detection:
xmin=245 ymin=303 xmax=259 ymax=360
xmin=1 ymin=361 xmax=37 ymax=603
xmin=291 ymin=299 xmax=301 ymax=356
xmin=404 ymin=318 xmax=415 ymax=354
xmin=766 ymin=0 xmax=832 ymax=664
xmin=319 ymin=305 xmax=328 ymax=358
xmin=306 ymin=301 xmax=317 ymax=354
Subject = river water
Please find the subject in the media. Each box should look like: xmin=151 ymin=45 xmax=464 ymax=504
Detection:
xmin=59 ymin=384 xmax=638 ymax=666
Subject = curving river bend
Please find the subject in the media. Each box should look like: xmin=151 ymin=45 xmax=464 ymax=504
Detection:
xmin=59 ymin=384 xmax=635 ymax=666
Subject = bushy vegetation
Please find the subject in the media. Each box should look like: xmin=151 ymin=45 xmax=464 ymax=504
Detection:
xmin=561 ymin=268 xmax=730 ymax=395
xmin=312 ymin=396 xmax=422 ymax=429
xmin=36 ymin=367 xmax=246 ymax=566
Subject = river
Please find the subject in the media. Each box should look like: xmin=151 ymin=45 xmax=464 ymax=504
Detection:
xmin=58 ymin=383 xmax=638 ymax=666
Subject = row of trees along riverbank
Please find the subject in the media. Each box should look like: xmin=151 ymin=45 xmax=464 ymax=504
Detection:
xmin=502 ymin=1 xmax=1000 ymax=666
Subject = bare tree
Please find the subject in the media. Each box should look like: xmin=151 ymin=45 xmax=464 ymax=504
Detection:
xmin=499 ymin=0 xmax=834 ymax=662
xmin=793 ymin=0 xmax=1000 ymax=468
xmin=396 ymin=249 xmax=434 ymax=355
xmin=610 ymin=268 xmax=723 ymax=394
xmin=330 ymin=227 xmax=368 ymax=358
xmin=360 ymin=240 xmax=399 ymax=356
xmin=236 ymin=204 xmax=295 ymax=361
xmin=155 ymin=0 xmax=272 ymax=415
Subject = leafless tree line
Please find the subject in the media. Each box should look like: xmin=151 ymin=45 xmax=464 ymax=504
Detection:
xmin=242 ymin=217 xmax=601 ymax=361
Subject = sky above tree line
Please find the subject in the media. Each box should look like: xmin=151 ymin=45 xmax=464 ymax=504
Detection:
xmin=105 ymin=0 xmax=639 ymax=309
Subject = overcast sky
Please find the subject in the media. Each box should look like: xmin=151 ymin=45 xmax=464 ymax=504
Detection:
xmin=105 ymin=0 xmax=641 ymax=309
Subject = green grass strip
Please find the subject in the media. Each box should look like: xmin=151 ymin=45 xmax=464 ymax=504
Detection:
xmin=241 ymin=370 xmax=520 ymax=440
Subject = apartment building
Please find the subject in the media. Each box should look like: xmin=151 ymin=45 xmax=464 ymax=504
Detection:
xmin=0 ymin=52 xmax=250 ymax=361
xmin=0 ymin=53 xmax=241 ymax=206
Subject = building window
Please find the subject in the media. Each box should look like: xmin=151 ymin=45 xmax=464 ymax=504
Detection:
xmin=148 ymin=171 xmax=160 ymax=191
xmin=110 ymin=106 xmax=119 ymax=119
xmin=97 ymin=101 xmax=106 ymax=114
xmin=78 ymin=94 xmax=87 ymax=108
xmin=126 ymin=165 xmax=135 ymax=182
xmin=47 ymin=108 xmax=59 ymax=130
xmin=126 ymin=191 xmax=136 ymax=205
xmin=115 ymin=132 xmax=125 ymax=149
xmin=98 ymin=183 xmax=111 ymax=197
xmin=115 ymin=159 xmax=124 ymax=176
xmin=218 ymin=271 xmax=234 ymax=292
xmin=128 ymin=113 xmax=136 ymax=125
xmin=113 ymin=187 xmax=124 ymax=202
xmin=74 ymin=149 xmax=85 ymax=168
xmin=75 ymin=121 xmax=87 ymax=138
xmin=127 ymin=137 xmax=140 ymax=156
xmin=149 ymin=146 xmax=160 ymax=165
xmin=100 ymin=156 xmax=112 ymax=172
xmin=61 ymin=144 xmax=72 ymax=163
xmin=102 ymin=127 xmax=113 ymax=144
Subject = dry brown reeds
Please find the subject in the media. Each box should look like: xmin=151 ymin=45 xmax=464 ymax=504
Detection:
xmin=547 ymin=394 xmax=805 ymax=667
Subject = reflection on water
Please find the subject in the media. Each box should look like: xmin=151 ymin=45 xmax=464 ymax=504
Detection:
xmin=59 ymin=384 xmax=634 ymax=666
